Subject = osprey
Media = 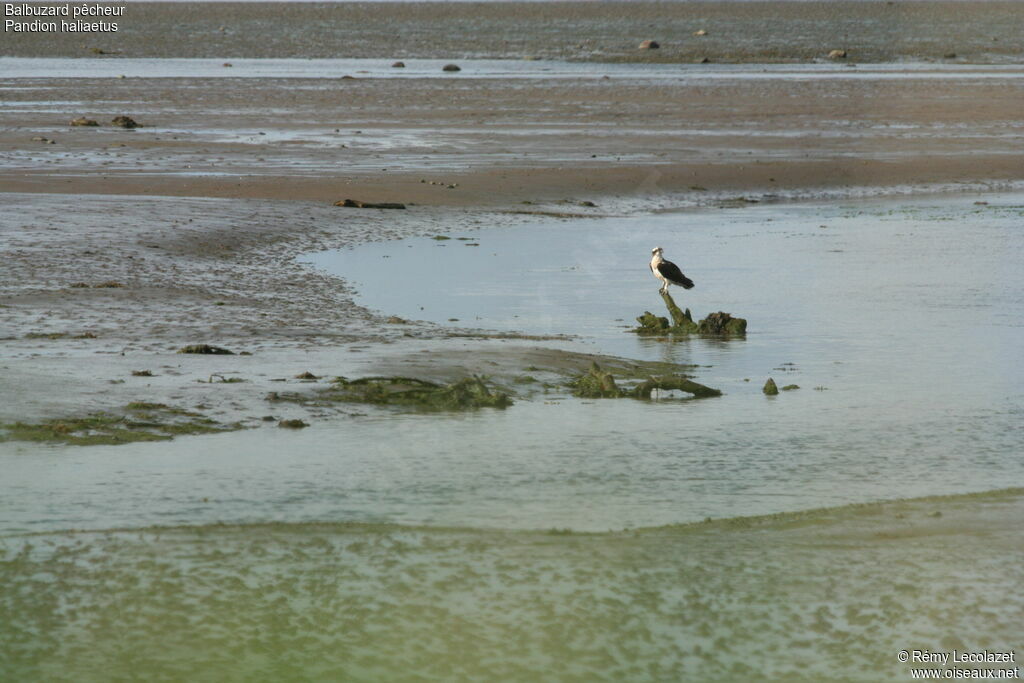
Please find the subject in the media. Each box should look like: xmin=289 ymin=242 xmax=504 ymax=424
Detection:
xmin=650 ymin=247 xmax=694 ymax=294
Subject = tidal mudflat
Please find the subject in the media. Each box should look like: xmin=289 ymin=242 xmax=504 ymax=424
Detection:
xmin=3 ymin=2 xmax=1024 ymax=679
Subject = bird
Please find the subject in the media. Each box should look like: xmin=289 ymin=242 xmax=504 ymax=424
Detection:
xmin=650 ymin=246 xmax=694 ymax=294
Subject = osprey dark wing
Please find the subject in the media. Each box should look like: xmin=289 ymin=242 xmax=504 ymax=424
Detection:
xmin=656 ymin=260 xmax=695 ymax=289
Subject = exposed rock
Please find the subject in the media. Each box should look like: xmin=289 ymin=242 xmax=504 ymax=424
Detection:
xmin=828 ymin=49 xmax=848 ymax=60
xmin=639 ymin=40 xmax=660 ymax=50
xmin=782 ymin=384 xmax=800 ymax=391
xmin=943 ymin=52 xmax=957 ymax=59
xmin=278 ymin=419 xmax=309 ymax=429
xmin=294 ymin=371 xmax=319 ymax=380
xmin=70 ymin=117 xmax=98 ymax=127
xmin=222 ymin=62 xmax=233 ymax=67
xmin=693 ymin=29 xmax=708 ymax=36
xmin=442 ymin=63 xmax=461 ymax=72
xmin=334 ymin=199 xmax=407 ymax=209
xmin=176 ymin=344 xmax=235 ymax=355
xmin=392 ymin=61 xmax=405 ymax=68
xmin=699 ymin=57 xmax=711 ymax=64
xmin=763 ymin=378 xmax=779 ymax=395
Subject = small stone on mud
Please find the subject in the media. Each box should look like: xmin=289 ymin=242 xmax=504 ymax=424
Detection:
xmin=442 ymin=63 xmax=461 ymax=72
xmin=261 ymin=415 xmax=276 ymax=421
xmin=639 ymin=40 xmax=660 ymax=49
xmin=386 ymin=316 xmax=409 ymax=324
xmin=392 ymin=61 xmax=405 ymax=68
xmin=278 ymin=419 xmax=309 ymax=429
xmin=70 ymin=116 xmax=99 ymax=127
xmin=131 ymin=370 xmax=153 ymax=377
xmin=177 ymin=344 xmax=235 ymax=355
xmin=828 ymin=49 xmax=848 ymax=59
xmin=294 ymin=371 xmax=319 ymax=380
xmin=110 ymin=115 xmax=140 ymax=129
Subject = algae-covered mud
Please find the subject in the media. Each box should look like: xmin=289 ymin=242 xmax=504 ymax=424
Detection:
xmin=2 ymin=489 xmax=1022 ymax=682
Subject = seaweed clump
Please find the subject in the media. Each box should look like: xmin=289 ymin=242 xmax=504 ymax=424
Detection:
xmin=570 ymin=363 xmax=721 ymax=400
xmin=633 ymin=292 xmax=746 ymax=336
xmin=280 ymin=375 xmax=512 ymax=411
xmin=0 ymin=403 xmax=236 ymax=446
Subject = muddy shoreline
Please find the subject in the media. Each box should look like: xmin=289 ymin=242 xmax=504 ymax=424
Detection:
xmin=3 ymin=22 xmax=1024 ymax=680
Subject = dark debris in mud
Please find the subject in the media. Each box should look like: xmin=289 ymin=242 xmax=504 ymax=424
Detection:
xmin=177 ymin=344 xmax=235 ymax=355
xmin=334 ymin=199 xmax=407 ymax=210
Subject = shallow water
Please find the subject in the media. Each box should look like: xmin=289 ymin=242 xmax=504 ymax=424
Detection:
xmin=3 ymin=194 xmax=1022 ymax=535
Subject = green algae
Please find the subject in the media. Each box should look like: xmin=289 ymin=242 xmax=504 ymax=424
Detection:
xmin=273 ymin=375 xmax=512 ymax=412
xmin=570 ymin=363 xmax=721 ymax=400
xmin=1 ymin=403 xmax=237 ymax=446
xmin=763 ymin=378 xmax=780 ymax=395
xmin=7 ymin=488 xmax=1019 ymax=682
xmin=24 ymin=332 xmax=68 ymax=340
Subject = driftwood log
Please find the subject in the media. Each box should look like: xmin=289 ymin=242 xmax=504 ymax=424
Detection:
xmin=633 ymin=291 xmax=747 ymax=336
xmin=571 ymin=363 xmax=721 ymax=400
